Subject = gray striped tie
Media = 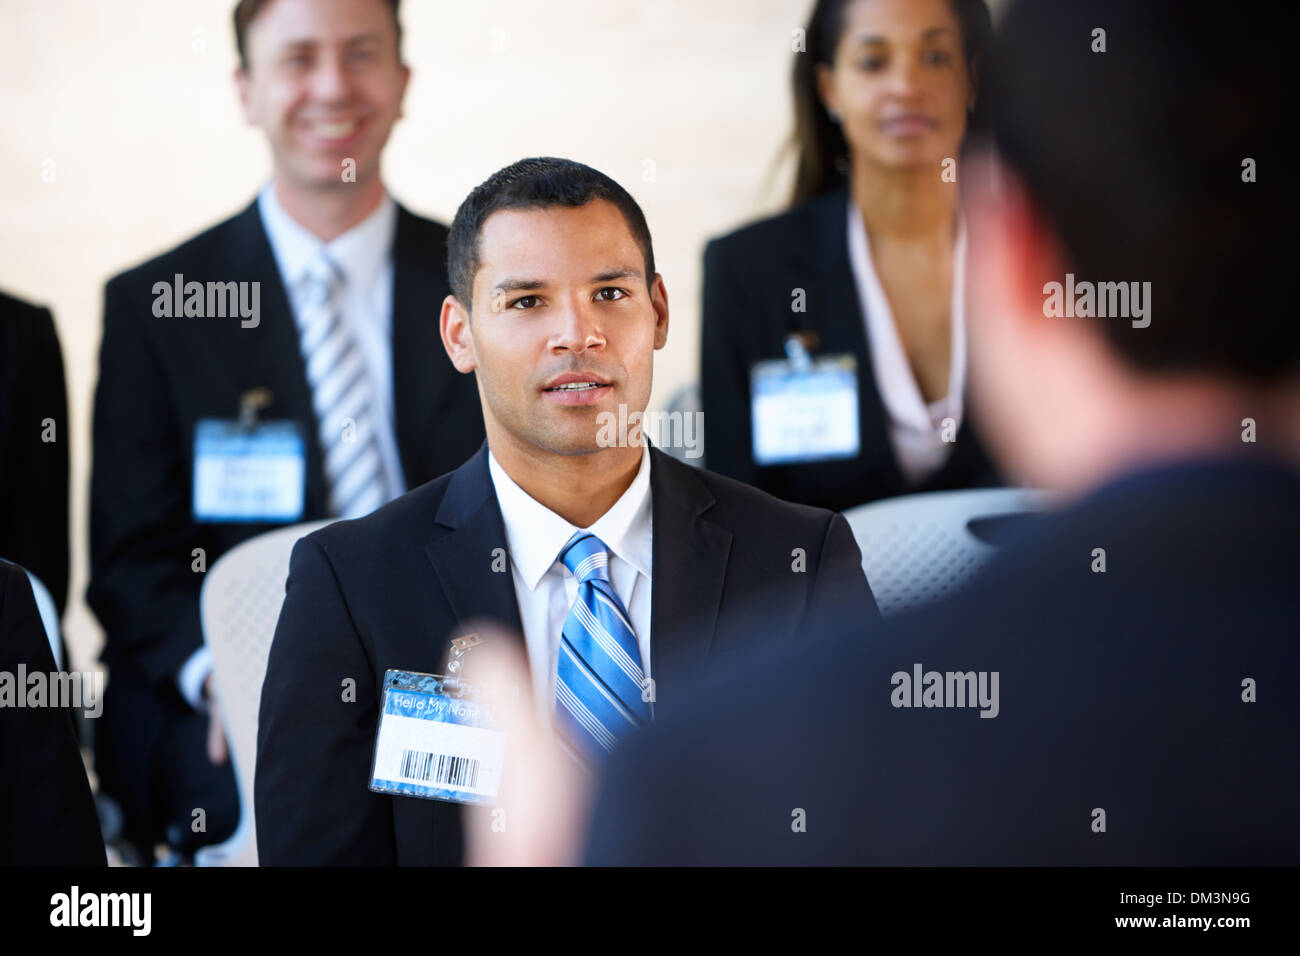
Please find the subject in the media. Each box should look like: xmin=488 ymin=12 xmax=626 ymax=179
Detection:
xmin=297 ymin=253 xmax=387 ymax=519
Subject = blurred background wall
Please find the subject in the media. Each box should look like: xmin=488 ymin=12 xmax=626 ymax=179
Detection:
xmin=0 ymin=0 xmax=1004 ymax=671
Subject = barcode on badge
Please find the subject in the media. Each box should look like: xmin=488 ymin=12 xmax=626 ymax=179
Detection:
xmin=399 ymin=748 xmax=481 ymax=790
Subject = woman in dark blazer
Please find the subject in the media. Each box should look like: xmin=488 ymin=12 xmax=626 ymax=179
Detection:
xmin=701 ymin=0 xmax=999 ymax=513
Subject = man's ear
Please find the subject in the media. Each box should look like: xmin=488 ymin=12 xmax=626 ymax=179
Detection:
xmin=650 ymin=274 xmax=669 ymax=350
xmin=440 ymin=295 xmax=478 ymax=374
xmin=395 ymin=63 xmax=411 ymax=120
xmin=965 ymin=152 xmax=1071 ymax=331
xmin=234 ymin=66 xmax=256 ymax=125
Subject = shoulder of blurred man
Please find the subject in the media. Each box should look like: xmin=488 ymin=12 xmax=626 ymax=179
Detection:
xmin=585 ymin=455 xmax=1300 ymax=865
xmin=0 ymin=558 xmax=106 ymax=866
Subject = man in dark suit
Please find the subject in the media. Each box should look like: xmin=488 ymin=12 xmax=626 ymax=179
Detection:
xmin=0 ymin=290 xmax=69 ymax=625
xmin=88 ymin=0 xmax=482 ymax=859
xmin=0 ymin=559 xmax=105 ymax=866
xmin=584 ymin=0 xmax=1300 ymax=865
xmin=256 ymin=157 xmax=880 ymax=865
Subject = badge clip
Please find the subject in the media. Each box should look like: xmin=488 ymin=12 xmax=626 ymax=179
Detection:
xmin=443 ymin=631 xmax=483 ymax=691
xmin=237 ymin=387 xmax=273 ymax=429
xmin=783 ymin=333 xmax=817 ymax=373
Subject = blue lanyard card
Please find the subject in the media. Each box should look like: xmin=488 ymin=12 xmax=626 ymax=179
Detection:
xmin=750 ymin=352 xmax=861 ymax=465
xmin=369 ymin=670 xmax=508 ymax=806
xmin=192 ymin=418 xmax=306 ymax=523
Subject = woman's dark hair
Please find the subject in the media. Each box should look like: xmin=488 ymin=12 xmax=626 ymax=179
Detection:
xmin=788 ymin=0 xmax=993 ymax=207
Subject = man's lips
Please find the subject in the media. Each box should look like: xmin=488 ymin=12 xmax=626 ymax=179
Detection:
xmin=301 ymin=116 xmax=367 ymax=146
xmin=542 ymin=373 xmax=613 ymax=406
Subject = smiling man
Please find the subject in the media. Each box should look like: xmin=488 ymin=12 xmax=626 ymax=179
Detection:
xmin=255 ymin=157 xmax=880 ymax=865
xmin=88 ymin=0 xmax=482 ymax=862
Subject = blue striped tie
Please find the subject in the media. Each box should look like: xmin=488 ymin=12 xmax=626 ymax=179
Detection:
xmin=554 ymin=532 xmax=650 ymax=766
xmin=296 ymin=253 xmax=388 ymax=519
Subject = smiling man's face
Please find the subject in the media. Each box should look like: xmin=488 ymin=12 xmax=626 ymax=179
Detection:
xmin=237 ymin=0 xmax=408 ymax=192
xmin=445 ymin=199 xmax=669 ymax=460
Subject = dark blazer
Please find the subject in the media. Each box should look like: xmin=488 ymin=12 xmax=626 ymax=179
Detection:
xmin=256 ymin=443 xmax=879 ymax=865
xmin=701 ymin=186 xmax=1000 ymax=512
xmin=88 ymin=199 xmax=484 ymax=690
xmin=0 ymin=559 xmax=105 ymax=865
xmin=0 ymin=291 xmax=69 ymax=617
xmin=585 ymin=457 xmax=1300 ymax=865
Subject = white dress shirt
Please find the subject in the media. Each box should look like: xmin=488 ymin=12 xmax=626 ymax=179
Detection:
xmin=487 ymin=446 xmax=654 ymax=726
xmin=257 ymin=181 xmax=406 ymax=502
xmin=847 ymin=200 xmax=968 ymax=486
xmin=178 ymin=186 xmax=407 ymax=710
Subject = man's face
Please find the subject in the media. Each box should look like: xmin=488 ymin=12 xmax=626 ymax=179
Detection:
xmin=446 ymin=199 xmax=669 ymax=459
xmin=236 ymin=0 xmax=408 ymax=191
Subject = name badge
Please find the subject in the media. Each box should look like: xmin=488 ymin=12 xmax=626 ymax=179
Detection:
xmin=369 ymin=670 xmax=508 ymax=805
xmin=751 ymin=351 xmax=860 ymax=465
xmin=192 ymin=419 xmax=306 ymax=523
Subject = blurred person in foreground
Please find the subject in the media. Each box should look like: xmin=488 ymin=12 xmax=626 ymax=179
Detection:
xmin=472 ymin=0 xmax=1299 ymax=866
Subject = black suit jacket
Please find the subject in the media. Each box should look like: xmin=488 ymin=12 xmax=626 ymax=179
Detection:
xmin=0 ymin=559 xmax=105 ymax=865
xmin=256 ymin=443 xmax=879 ymax=865
xmin=586 ymin=456 xmax=1300 ymax=865
xmin=88 ymin=200 xmax=484 ymax=690
xmin=0 ymin=291 xmax=69 ymax=617
xmin=701 ymin=186 xmax=1000 ymax=512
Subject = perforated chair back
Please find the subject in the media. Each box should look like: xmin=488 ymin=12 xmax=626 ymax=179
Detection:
xmin=843 ymin=488 xmax=1047 ymax=617
xmin=196 ymin=519 xmax=332 ymax=866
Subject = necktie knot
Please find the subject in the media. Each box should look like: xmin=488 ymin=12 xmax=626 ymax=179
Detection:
xmin=301 ymin=253 xmax=343 ymax=309
xmin=560 ymin=532 xmax=610 ymax=585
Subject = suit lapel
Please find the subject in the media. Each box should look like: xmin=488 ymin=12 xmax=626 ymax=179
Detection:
xmin=423 ymin=444 xmax=525 ymax=669
xmin=215 ymin=201 xmax=328 ymax=517
xmin=648 ymin=449 xmax=731 ymax=702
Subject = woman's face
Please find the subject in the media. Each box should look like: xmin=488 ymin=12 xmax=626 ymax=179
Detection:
xmin=818 ymin=0 xmax=974 ymax=173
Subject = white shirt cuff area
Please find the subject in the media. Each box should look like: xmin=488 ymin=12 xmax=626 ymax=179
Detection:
xmin=178 ymin=646 xmax=214 ymax=713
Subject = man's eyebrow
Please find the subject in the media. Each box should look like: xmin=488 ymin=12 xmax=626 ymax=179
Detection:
xmin=278 ymin=32 xmax=386 ymax=51
xmin=491 ymin=269 xmax=642 ymax=293
xmin=491 ymin=277 xmax=547 ymax=294
xmin=592 ymin=268 xmax=642 ymax=283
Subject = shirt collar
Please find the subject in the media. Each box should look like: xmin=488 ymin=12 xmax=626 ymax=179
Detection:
xmin=487 ymin=445 xmax=653 ymax=592
xmin=256 ymin=180 xmax=397 ymax=295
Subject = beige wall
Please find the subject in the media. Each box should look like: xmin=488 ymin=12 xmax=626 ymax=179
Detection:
xmin=1 ymin=0 xmax=815 ymax=669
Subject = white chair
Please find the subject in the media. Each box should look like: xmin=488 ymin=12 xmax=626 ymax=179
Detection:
xmin=195 ymin=519 xmax=332 ymax=867
xmin=844 ymin=487 xmax=1049 ymax=617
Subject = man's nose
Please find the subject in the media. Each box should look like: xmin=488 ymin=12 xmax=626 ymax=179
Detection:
xmin=310 ymin=53 xmax=354 ymax=104
xmin=549 ymin=296 xmax=605 ymax=353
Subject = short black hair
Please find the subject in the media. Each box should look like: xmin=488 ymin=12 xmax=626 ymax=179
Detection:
xmin=447 ymin=157 xmax=656 ymax=311
xmin=974 ymin=0 xmax=1294 ymax=383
